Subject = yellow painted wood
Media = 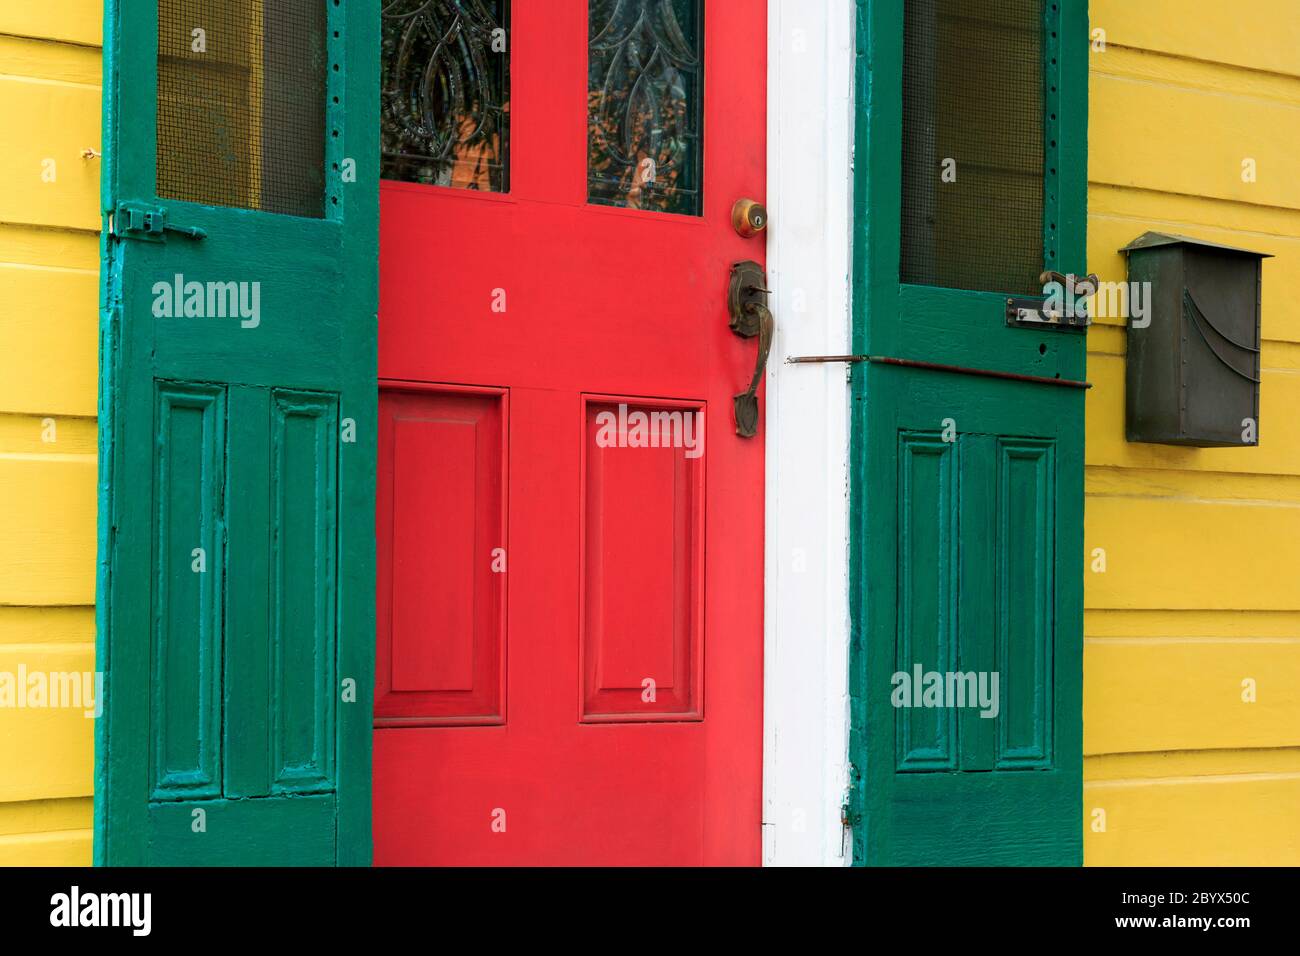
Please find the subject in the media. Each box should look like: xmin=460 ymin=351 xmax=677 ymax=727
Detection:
xmin=0 ymin=12 xmax=100 ymax=865
xmin=1084 ymin=773 xmax=1300 ymax=866
xmin=1085 ymin=638 xmax=1300 ymax=755
xmin=1084 ymin=3 xmax=1300 ymax=866
xmin=0 ymin=796 xmax=93 ymax=864
xmin=0 ymin=222 xmax=99 ymax=270
xmin=1093 ymin=182 xmax=1300 ymax=236
xmin=0 ymin=34 xmax=100 ymax=84
xmin=1091 ymin=74 xmax=1300 ymax=212
xmin=1087 ymin=748 xmax=1300 ymax=782
xmin=1090 ymin=0 xmax=1300 ymax=79
xmin=0 ymin=75 xmax=101 ymax=231
xmin=0 ymin=0 xmax=102 ymax=48
xmin=0 ymin=643 xmax=95 ymax=803
xmin=0 ymin=266 xmax=98 ymax=417
xmin=0 ymin=606 xmax=95 ymax=645
xmin=1087 ymin=466 xmax=1300 ymax=504
xmin=0 ymin=829 xmax=92 ymax=866
xmin=1085 ymin=495 xmax=1300 ymax=610
xmin=0 ymin=455 xmax=96 ymax=606
xmin=0 ymin=797 xmax=92 ymax=836
xmin=1085 ymin=609 xmax=1300 ymax=640
xmin=0 ymin=414 xmax=96 ymax=456
xmin=1092 ymin=46 xmax=1300 ymax=109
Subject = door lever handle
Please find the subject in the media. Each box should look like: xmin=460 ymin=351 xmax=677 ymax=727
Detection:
xmin=728 ymin=260 xmax=774 ymax=438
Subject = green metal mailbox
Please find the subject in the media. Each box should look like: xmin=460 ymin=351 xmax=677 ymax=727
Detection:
xmin=1122 ymin=232 xmax=1270 ymax=447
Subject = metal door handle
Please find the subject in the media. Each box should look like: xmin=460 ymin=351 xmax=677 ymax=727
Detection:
xmin=728 ymin=260 xmax=774 ymax=438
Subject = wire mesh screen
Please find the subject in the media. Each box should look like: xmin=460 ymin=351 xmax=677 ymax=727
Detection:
xmin=157 ymin=0 xmax=328 ymax=218
xmin=900 ymin=0 xmax=1044 ymax=295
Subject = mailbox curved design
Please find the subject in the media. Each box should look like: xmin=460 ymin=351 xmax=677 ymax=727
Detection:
xmin=1122 ymin=231 xmax=1271 ymax=447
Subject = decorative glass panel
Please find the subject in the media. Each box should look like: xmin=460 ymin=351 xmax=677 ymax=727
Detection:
xmin=381 ymin=0 xmax=510 ymax=191
xmin=157 ymin=0 xmax=327 ymax=218
xmin=588 ymin=0 xmax=703 ymax=216
xmin=900 ymin=0 xmax=1044 ymax=295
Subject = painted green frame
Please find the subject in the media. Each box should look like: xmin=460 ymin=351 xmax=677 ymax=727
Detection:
xmin=847 ymin=0 xmax=1090 ymax=864
xmin=95 ymin=0 xmax=379 ymax=864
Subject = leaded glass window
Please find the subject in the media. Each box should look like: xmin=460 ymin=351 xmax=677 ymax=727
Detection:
xmin=381 ymin=0 xmax=510 ymax=191
xmin=587 ymin=0 xmax=703 ymax=216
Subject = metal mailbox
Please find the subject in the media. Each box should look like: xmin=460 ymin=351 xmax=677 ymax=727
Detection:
xmin=1122 ymin=231 xmax=1270 ymax=447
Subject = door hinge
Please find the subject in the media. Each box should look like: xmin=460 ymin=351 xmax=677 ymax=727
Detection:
xmin=840 ymin=803 xmax=861 ymax=828
xmin=111 ymin=201 xmax=207 ymax=242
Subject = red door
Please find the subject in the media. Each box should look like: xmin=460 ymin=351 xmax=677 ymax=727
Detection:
xmin=374 ymin=0 xmax=767 ymax=865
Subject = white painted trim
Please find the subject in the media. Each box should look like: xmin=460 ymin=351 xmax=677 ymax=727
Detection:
xmin=762 ymin=0 xmax=855 ymax=867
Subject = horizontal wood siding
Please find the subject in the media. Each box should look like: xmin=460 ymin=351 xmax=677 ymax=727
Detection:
xmin=0 ymin=3 xmax=101 ymax=866
xmin=1084 ymin=0 xmax=1300 ymax=865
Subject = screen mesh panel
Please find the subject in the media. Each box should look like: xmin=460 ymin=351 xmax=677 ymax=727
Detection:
xmin=900 ymin=0 xmax=1044 ymax=295
xmin=157 ymin=0 xmax=328 ymax=218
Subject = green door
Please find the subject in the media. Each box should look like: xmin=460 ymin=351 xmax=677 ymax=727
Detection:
xmin=95 ymin=0 xmax=377 ymax=865
xmin=849 ymin=0 xmax=1088 ymax=865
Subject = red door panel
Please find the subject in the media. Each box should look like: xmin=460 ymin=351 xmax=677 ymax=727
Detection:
xmin=375 ymin=0 xmax=766 ymax=865
xmin=376 ymin=386 xmax=507 ymax=726
xmin=580 ymin=397 xmax=705 ymax=722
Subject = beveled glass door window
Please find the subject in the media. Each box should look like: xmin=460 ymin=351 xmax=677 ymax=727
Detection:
xmin=587 ymin=0 xmax=704 ymax=216
xmin=381 ymin=0 xmax=510 ymax=191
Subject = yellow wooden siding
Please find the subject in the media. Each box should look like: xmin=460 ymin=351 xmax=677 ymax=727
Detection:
xmin=0 ymin=11 xmax=100 ymax=866
xmin=1084 ymin=2 xmax=1300 ymax=865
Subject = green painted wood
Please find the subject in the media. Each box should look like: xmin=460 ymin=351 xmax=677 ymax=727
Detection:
xmin=848 ymin=0 xmax=1088 ymax=866
xmin=96 ymin=0 xmax=379 ymax=866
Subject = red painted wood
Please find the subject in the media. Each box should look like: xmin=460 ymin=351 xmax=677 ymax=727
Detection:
xmin=376 ymin=386 xmax=507 ymax=726
xmin=580 ymin=397 xmax=704 ymax=721
xmin=374 ymin=0 xmax=766 ymax=865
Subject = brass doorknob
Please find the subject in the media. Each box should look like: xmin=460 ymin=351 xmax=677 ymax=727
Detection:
xmin=732 ymin=198 xmax=768 ymax=238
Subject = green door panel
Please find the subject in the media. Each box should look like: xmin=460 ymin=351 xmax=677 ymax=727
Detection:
xmin=95 ymin=0 xmax=378 ymax=866
xmin=849 ymin=0 xmax=1088 ymax=865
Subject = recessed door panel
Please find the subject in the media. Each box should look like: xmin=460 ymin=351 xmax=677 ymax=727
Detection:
xmin=580 ymin=398 xmax=704 ymax=721
xmin=376 ymin=387 xmax=507 ymax=726
xmin=150 ymin=381 xmax=225 ymax=802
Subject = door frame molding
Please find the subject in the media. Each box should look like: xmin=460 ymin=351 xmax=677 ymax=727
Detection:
xmin=761 ymin=0 xmax=857 ymax=867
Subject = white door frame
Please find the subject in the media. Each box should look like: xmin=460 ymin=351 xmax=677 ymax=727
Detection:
xmin=762 ymin=0 xmax=856 ymax=867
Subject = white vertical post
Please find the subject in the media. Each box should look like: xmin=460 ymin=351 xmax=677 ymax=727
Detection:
xmin=762 ymin=0 xmax=856 ymax=867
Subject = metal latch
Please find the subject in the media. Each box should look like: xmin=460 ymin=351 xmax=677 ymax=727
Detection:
xmin=1005 ymin=297 xmax=1089 ymax=331
xmin=112 ymin=201 xmax=207 ymax=241
xmin=1005 ymin=271 xmax=1098 ymax=332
